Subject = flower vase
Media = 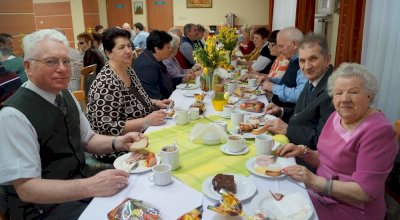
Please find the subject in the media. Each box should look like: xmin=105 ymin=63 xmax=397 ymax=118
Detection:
xmin=200 ymin=68 xmax=213 ymax=92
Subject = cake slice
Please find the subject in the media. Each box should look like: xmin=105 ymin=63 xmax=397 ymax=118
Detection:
xmin=212 ymin=173 xmax=237 ymax=194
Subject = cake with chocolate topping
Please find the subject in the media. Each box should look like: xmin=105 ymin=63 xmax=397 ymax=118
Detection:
xmin=212 ymin=173 xmax=237 ymax=194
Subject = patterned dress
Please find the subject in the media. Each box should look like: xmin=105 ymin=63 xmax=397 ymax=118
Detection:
xmin=87 ymin=63 xmax=154 ymax=163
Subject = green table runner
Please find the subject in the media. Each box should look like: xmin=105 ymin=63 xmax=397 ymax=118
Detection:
xmin=146 ymin=114 xmax=288 ymax=192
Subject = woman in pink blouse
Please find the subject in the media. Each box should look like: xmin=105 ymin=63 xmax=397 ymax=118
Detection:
xmin=276 ymin=63 xmax=399 ymax=220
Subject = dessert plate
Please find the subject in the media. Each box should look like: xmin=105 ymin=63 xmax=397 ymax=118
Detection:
xmin=114 ymin=153 xmax=160 ymax=173
xmin=250 ymin=191 xmax=313 ymax=220
xmin=176 ymin=83 xmax=199 ymax=90
xmin=201 ymin=174 xmax=256 ymax=201
xmin=245 ymin=155 xmax=291 ymax=178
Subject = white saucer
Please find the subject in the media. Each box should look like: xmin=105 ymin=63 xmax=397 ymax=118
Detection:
xmin=220 ymin=144 xmax=249 ymax=155
xmin=217 ymin=111 xmax=231 ymax=119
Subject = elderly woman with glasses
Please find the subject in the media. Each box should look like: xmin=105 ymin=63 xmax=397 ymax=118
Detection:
xmin=134 ymin=30 xmax=174 ymax=99
xmin=86 ymin=28 xmax=172 ymax=164
xmin=162 ymin=33 xmax=201 ymax=89
xmin=275 ymin=63 xmax=399 ymax=220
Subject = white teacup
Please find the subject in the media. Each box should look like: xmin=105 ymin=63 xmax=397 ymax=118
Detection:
xmin=231 ymin=110 xmax=244 ymax=127
xmin=188 ymin=107 xmax=199 ymax=120
xmin=148 ymin=164 xmax=172 ymax=186
xmin=173 ymin=109 xmax=189 ymax=125
xmin=227 ymin=81 xmax=238 ymax=94
xmin=214 ymin=121 xmax=228 ymax=133
xmin=222 ymin=104 xmax=234 ymax=118
xmin=227 ymin=135 xmax=245 ymax=153
xmin=248 ymin=78 xmax=257 ymax=87
xmin=160 ymin=145 xmax=179 ymax=170
xmin=255 ymin=134 xmax=274 ymax=155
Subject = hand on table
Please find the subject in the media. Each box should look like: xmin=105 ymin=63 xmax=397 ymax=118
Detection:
xmin=265 ymin=118 xmax=288 ymax=135
xmin=282 ymin=165 xmax=316 ymax=188
xmin=146 ymin=110 xmax=167 ymax=126
xmin=275 ymin=143 xmax=305 ymax=158
xmin=265 ymin=102 xmax=282 ymax=116
xmin=262 ymin=80 xmax=274 ymax=92
xmin=156 ymin=99 xmax=174 ymax=109
xmin=87 ymin=169 xmax=130 ymax=197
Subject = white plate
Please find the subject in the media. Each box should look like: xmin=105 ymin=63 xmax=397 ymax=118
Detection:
xmin=230 ymin=126 xmax=257 ymax=139
xmin=113 ymin=152 xmax=160 ymax=173
xmin=250 ymin=191 xmax=313 ymax=220
xmin=247 ymin=114 xmax=278 ymax=125
xmin=245 ymin=155 xmax=291 ymax=178
xmin=182 ymin=90 xmax=196 ymax=97
xmin=176 ymin=83 xmax=199 ymax=90
xmin=220 ymin=144 xmax=249 ymax=155
xmin=202 ymin=174 xmax=257 ymax=201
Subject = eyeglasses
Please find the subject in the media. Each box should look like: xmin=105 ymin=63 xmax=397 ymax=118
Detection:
xmin=267 ymin=42 xmax=277 ymax=47
xmin=30 ymin=58 xmax=73 ymax=68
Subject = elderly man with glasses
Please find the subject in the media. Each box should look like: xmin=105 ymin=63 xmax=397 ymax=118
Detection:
xmin=0 ymin=29 xmax=147 ymax=219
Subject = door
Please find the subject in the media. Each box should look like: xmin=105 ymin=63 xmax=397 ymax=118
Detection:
xmin=106 ymin=0 xmax=132 ymax=28
xmin=146 ymin=0 xmax=173 ymax=32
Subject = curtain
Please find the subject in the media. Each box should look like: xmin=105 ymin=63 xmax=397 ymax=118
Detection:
xmin=269 ymin=0 xmax=274 ymax=31
xmin=295 ymin=0 xmax=315 ymax=34
xmin=362 ymin=0 xmax=400 ymax=122
xmin=272 ymin=0 xmax=297 ymax=30
xmin=335 ymin=0 xmax=365 ymax=67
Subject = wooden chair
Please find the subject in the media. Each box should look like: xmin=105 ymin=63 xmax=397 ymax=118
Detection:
xmin=72 ymin=90 xmax=87 ymax=113
xmin=80 ymin=64 xmax=97 ymax=97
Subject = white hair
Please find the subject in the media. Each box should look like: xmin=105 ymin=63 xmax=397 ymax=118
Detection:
xmin=278 ymin=27 xmax=303 ymax=43
xmin=168 ymin=33 xmax=181 ymax=50
xmin=327 ymin=62 xmax=379 ymax=103
xmin=23 ymin=29 xmax=69 ymax=61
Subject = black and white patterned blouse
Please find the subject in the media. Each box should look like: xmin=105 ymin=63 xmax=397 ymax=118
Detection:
xmin=87 ymin=63 xmax=153 ymax=163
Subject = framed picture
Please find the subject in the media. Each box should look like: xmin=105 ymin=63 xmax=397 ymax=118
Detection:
xmin=133 ymin=1 xmax=143 ymax=15
xmin=187 ymin=0 xmax=212 ymax=8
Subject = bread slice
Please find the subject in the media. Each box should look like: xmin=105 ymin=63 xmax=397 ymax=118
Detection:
xmin=251 ymin=126 xmax=268 ymax=135
xmin=265 ymin=167 xmax=282 ymax=177
xmin=129 ymin=138 xmax=149 ymax=151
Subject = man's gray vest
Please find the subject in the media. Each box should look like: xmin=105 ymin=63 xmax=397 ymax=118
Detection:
xmin=2 ymin=88 xmax=90 ymax=219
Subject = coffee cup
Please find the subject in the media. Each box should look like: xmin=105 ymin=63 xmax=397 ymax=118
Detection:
xmin=222 ymin=104 xmax=234 ymax=118
xmin=173 ymin=109 xmax=189 ymax=125
xmin=248 ymin=78 xmax=257 ymax=87
xmin=214 ymin=121 xmax=228 ymax=133
xmin=228 ymin=81 xmax=238 ymax=94
xmin=227 ymin=135 xmax=245 ymax=153
xmin=160 ymin=145 xmax=179 ymax=170
xmin=148 ymin=164 xmax=172 ymax=186
xmin=188 ymin=107 xmax=199 ymax=120
xmin=255 ymin=134 xmax=274 ymax=155
xmin=231 ymin=110 xmax=244 ymax=127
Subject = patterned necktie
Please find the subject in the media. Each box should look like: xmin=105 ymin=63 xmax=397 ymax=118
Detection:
xmin=55 ymin=94 xmax=67 ymax=115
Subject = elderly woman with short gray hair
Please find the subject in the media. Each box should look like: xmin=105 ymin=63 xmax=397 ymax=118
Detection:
xmin=274 ymin=63 xmax=399 ymax=220
xmin=162 ymin=33 xmax=200 ymax=89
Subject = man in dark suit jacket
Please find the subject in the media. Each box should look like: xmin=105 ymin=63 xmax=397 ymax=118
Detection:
xmin=264 ymin=33 xmax=335 ymax=150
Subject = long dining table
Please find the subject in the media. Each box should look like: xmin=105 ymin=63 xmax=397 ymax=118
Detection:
xmin=79 ymin=83 xmax=319 ymax=220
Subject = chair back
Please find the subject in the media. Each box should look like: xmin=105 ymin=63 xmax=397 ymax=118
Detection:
xmin=80 ymin=64 xmax=97 ymax=98
xmin=72 ymin=90 xmax=87 ymax=113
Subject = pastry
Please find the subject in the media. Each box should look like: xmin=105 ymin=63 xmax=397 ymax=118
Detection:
xmin=212 ymin=173 xmax=237 ymax=194
xmin=239 ymin=100 xmax=265 ymax=113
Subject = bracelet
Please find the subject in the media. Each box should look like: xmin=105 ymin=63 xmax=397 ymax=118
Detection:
xmin=112 ymin=136 xmax=118 ymax=152
xmin=298 ymin=145 xmax=310 ymax=158
xmin=321 ymin=179 xmax=333 ymax=196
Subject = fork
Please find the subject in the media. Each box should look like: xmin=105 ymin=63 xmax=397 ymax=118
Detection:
xmin=253 ymin=81 xmax=263 ymax=91
xmin=128 ymin=162 xmax=139 ymax=173
xmin=270 ymin=155 xmax=278 ymax=164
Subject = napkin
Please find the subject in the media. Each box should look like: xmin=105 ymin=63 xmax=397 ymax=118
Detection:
xmin=272 ymin=192 xmax=310 ymax=217
xmin=189 ymin=123 xmax=228 ymax=144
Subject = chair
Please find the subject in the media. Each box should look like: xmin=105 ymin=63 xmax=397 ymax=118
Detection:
xmin=72 ymin=90 xmax=87 ymax=113
xmin=80 ymin=64 xmax=97 ymax=98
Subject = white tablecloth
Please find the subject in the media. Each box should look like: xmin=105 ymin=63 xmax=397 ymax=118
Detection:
xmin=79 ymin=86 xmax=319 ymax=220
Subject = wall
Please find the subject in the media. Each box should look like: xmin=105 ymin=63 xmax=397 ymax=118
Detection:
xmin=173 ymin=0 xmax=269 ymax=27
xmin=99 ymin=0 xmax=268 ymax=32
